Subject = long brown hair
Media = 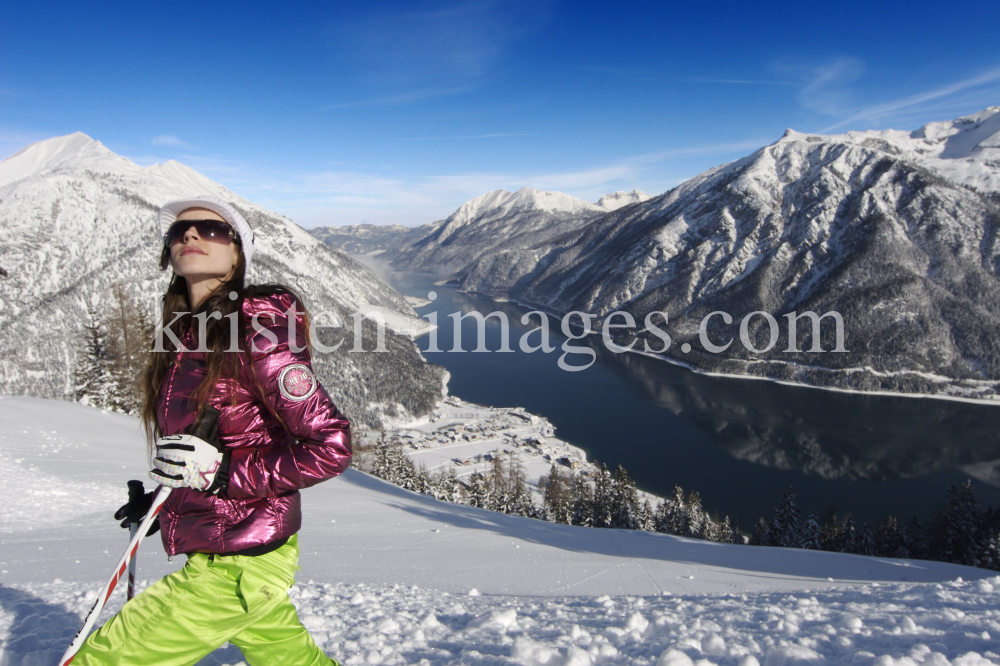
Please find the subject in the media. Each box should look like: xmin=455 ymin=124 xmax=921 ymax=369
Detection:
xmin=140 ymin=244 xmax=310 ymax=446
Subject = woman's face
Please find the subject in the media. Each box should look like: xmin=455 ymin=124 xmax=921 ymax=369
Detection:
xmin=168 ymin=208 xmax=240 ymax=282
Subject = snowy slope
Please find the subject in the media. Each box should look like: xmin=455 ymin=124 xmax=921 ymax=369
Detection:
xmin=0 ymin=133 xmax=443 ymax=428
xmin=461 ymin=109 xmax=1000 ymax=399
xmin=836 ymin=106 xmax=1000 ymax=193
xmin=1 ymin=398 xmax=997 ymax=666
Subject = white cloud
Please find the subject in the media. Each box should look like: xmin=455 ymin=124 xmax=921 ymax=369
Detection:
xmin=797 ymin=56 xmax=866 ymax=116
xmin=821 ymin=65 xmax=1000 ymax=132
xmin=150 ymin=134 xmax=194 ymax=149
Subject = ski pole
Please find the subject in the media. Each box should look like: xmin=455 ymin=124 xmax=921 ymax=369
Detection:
xmin=126 ymin=521 xmax=139 ymax=601
xmin=59 ymin=485 xmax=172 ymax=666
xmin=60 ymin=407 xmax=220 ymax=665
xmin=121 ymin=478 xmax=146 ymax=602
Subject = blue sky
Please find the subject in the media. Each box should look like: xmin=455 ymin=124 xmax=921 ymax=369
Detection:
xmin=1 ymin=1 xmax=998 ymax=227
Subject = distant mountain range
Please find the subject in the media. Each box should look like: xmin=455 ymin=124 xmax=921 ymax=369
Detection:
xmin=312 ymin=108 xmax=1000 ymax=400
xmin=310 ymin=188 xmax=650 ymax=274
xmin=0 ymin=133 xmax=445 ymax=429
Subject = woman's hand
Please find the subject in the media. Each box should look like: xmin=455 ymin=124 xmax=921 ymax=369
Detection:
xmin=150 ymin=434 xmax=230 ymax=494
xmin=114 ymin=479 xmax=160 ymax=535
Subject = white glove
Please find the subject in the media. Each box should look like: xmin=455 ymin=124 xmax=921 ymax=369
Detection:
xmin=150 ymin=434 xmax=227 ymax=492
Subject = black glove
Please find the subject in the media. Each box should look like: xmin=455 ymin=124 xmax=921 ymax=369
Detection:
xmin=114 ymin=479 xmax=160 ymax=536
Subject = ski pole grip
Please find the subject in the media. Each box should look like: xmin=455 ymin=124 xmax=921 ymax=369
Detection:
xmin=188 ymin=407 xmax=221 ymax=449
xmin=126 ymin=480 xmax=145 ymax=507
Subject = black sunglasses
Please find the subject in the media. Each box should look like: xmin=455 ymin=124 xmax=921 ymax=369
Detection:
xmin=164 ymin=219 xmax=241 ymax=247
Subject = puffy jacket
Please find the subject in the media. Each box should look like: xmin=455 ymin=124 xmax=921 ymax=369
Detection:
xmin=156 ymin=291 xmax=352 ymax=556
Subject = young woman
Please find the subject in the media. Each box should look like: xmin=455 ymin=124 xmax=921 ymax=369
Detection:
xmin=73 ymin=196 xmax=352 ymax=665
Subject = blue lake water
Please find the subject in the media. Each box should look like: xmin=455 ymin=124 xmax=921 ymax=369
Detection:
xmin=386 ymin=271 xmax=1000 ymax=526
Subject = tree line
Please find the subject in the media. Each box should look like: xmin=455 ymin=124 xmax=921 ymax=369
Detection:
xmin=357 ymin=435 xmax=1000 ymax=571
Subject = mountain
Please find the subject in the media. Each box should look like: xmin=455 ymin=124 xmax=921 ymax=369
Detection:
xmin=460 ymin=108 xmax=1000 ymax=399
xmin=0 ymin=133 xmax=445 ymax=428
xmin=595 ymin=190 xmax=652 ymax=211
xmin=309 ymin=222 xmax=443 ymax=258
xmin=311 ymin=187 xmax=610 ymax=277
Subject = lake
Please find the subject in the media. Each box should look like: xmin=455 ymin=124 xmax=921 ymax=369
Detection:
xmin=385 ymin=271 xmax=1000 ymax=526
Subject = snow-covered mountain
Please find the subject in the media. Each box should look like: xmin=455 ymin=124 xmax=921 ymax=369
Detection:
xmin=595 ymin=190 xmax=652 ymax=211
xmin=461 ymin=108 xmax=1000 ymax=399
xmin=833 ymin=105 xmax=1000 ymax=193
xmin=0 ymin=133 xmax=445 ymax=428
xmin=309 ymin=221 xmax=443 ymax=258
xmin=312 ymin=187 xmax=610 ymax=277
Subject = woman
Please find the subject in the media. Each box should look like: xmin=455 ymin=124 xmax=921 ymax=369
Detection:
xmin=73 ymin=196 xmax=352 ymax=665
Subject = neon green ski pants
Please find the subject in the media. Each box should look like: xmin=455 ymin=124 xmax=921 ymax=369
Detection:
xmin=72 ymin=534 xmax=337 ymax=666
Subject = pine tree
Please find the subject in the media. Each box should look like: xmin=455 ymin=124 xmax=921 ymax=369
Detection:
xmin=730 ymin=515 xmax=746 ymax=545
xmin=770 ymin=485 xmax=802 ymax=548
xmin=875 ymin=516 xmax=909 ymax=558
xmin=928 ymin=481 xmax=984 ymax=566
xmin=433 ymin=468 xmax=465 ymax=504
xmin=468 ymin=471 xmax=491 ymax=509
xmin=638 ymin=500 xmax=655 ymax=532
xmin=610 ymin=465 xmax=640 ymax=530
xmin=718 ymin=517 xmax=734 ymax=544
xmin=684 ymin=491 xmax=705 ymax=539
xmin=819 ymin=508 xmax=840 ymax=551
xmin=570 ymin=475 xmax=594 ymax=527
xmin=905 ymin=516 xmax=927 ymax=560
xmin=799 ymin=512 xmax=822 ymax=550
xmin=655 ymin=486 xmax=687 ymax=536
xmin=858 ymin=522 xmax=876 ymax=556
xmin=977 ymin=508 xmax=1000 ymax=571
xmin=978 ymin=522 xmax=1000 ymax=571
xmin=652 ymin=500 xmax=669 ymax=534
xmin=836 ymin=514 xmax=858 ymax=554
xmin=749 ymin=517 xmax=771 ymax=546
xmin=591 ymin=464 xmax=614 ymax=528
xmin=699 ymin=513 xmax=720 ymax=542
xmin=73 ymin=305 xmax=124 ymax=410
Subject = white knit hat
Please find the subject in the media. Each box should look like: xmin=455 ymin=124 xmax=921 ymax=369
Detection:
xmin=158 ymin=196 xmax=255 ymax=282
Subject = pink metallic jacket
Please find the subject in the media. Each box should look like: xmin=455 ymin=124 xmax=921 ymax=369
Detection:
xmin=156 ymin=292 xmax=352 ymax=556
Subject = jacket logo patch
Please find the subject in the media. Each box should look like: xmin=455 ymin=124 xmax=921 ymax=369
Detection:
xmin=278 ymin=364 xmax=317 ymax=402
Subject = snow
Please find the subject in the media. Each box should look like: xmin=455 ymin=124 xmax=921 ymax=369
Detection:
xmin=448 ymin=188 xmax=604 ymax=228
xmin=0 ymin=396 xmax=997 ymax=665
xmin=374 ymin=395 xmax=589 ymax=500
xmin=356 ymin=302 xmax=436 ymax=339
xmin=0 ymin=133 xmax=127 ymax=189
xmin=596 ymin=191 xmax=653 ymax=211
xmin=777 ymin=107 xmax=1000 ymax=193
